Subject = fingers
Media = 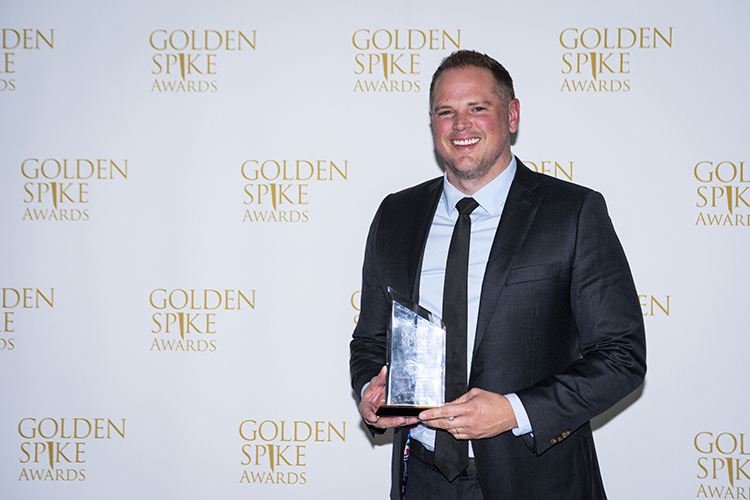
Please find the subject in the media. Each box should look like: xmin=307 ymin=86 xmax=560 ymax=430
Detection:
xmin=418 ymin=404 xmax=461 ymax=428
xmin=417 ymin=389 xmax=513 ymax=439
xmin=376 ymin=416 xmax=420 ymax=428
xmin=361 ymin=403 xmax=418 ymax=428
xmin=418 ymin=391 xmax=472 ymax=424
xmin=362 ymin=367 xmax=388 ymax=403
xmin=360 ymin=401 xmax=380 ymax=426
xmin=359 ymin=366 xmax=419 ymax=429
xmin=375 ymin=365 xmax=387 ymax=384
xmin=365 ymin=366 xmax=387 ymax=396
xmin=419 ymin=388 xmax=479 ymax=422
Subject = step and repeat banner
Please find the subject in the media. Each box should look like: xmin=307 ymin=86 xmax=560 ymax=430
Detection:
xmin=1 ymin=0 xmax=748 ymax=498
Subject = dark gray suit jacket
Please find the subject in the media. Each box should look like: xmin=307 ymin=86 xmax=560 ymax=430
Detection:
xmin=350 ymin=160 xmax=646 ymax=499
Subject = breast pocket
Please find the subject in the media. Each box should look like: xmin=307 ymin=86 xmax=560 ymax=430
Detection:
xmin=505 ymin=262 xmax=561 ymax=285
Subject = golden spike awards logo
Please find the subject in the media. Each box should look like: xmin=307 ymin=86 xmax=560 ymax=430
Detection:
xmin=17 ymin=417 xmax=126 ymax=482
xmin=239 ymin=419 xmax=346 ymax=485
xmin=695 ymin=432 xmax=750 ymax=498
xmin=559 ymin=27 xmax=673 ymax=93
xmin=1 ymin=287 xmax=54 ymax=352
xmin=149 ymin=288 xmax=255 ymax=352
xmin=241 ymin=159 xmax=348 ymax=223
xmin=20 ymin=158 xmax=128 ymax=222
xmin=638 ymin=294 xmax=670 ymax=317
xmin=352 ymin=29 xmax=460 ymax=93
xmin=1 ymin=28 xmax=54 ymax=92
xmin=525 ymin=161 xmax=574 ymax=181
xmin=695 ymin=161 xmax=750 ymax=227
xmin=150 ymin=29 xmax=255 ymax=93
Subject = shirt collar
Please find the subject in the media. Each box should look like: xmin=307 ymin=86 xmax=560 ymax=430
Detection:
xmin=442 ymin=155 xmax=517 ymax=217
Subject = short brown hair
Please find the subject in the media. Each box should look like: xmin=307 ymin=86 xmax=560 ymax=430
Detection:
xmin=429 ymin=50 xmax=515 ymax=108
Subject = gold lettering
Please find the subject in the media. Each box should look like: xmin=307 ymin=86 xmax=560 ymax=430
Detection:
xmin=653 ymin=27 xmax=673 ymax=48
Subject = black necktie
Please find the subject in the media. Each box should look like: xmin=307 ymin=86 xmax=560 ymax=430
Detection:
xmin=434 ymin=197 xmax=479 ymax=481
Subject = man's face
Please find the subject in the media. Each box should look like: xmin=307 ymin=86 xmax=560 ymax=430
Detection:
xmin=430 ymin=66 xmax=519 ymax=193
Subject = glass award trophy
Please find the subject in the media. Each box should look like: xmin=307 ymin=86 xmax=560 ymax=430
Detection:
xmin=376 ymin=287 xmax=446 ymax=417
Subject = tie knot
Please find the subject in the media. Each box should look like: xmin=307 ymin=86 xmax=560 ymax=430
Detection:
xmin=456 ymin=197 xmax=479 ymax=216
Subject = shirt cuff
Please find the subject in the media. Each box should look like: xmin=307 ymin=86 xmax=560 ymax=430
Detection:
xmin=505 ymin=392 xmax=533 ymax=436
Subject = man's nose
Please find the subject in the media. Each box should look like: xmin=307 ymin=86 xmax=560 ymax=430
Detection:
xmin=453 ymin=111 xmax=471 ymax=131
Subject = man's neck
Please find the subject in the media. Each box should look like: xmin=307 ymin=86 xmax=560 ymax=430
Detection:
xmin=446 ymin=153 xmax=513 ymax=195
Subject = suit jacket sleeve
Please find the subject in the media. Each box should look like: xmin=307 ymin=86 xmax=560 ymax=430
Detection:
xmin=513 ymin=189 xmax=646 ymax=456
xmin=349 ymin=196 xmax=390 ymax=400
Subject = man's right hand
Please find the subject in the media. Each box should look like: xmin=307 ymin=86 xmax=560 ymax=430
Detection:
xmin=359 ymin=366 xmax=420 ymax=429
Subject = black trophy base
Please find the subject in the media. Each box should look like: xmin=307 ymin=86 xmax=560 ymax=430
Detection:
xmin=376 ymin=405 xmax=432 ymax=417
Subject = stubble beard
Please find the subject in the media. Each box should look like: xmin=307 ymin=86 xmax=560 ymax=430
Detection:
xmin=442 ymin=149 xmax=504 ymax=185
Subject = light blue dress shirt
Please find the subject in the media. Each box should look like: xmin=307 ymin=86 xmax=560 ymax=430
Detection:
xmin=411 ymin=155 xmax=532 ymax=454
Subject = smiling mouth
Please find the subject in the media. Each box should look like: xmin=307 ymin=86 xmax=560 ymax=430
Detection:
xmin=452 ymin=138 xmax=479 ymax=146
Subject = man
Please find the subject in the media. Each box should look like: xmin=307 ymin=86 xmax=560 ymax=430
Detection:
xmin=350 ymin=50 xmax=646 ymax=499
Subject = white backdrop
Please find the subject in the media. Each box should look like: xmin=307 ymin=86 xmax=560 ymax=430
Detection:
xmin=1 ymin=1 xmax=749 ymax=498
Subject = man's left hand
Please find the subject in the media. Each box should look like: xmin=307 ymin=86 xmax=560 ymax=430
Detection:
xmin=418 ymin=388 xmax=518 ymax=440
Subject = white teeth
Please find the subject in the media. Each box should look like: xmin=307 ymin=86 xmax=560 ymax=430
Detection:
xmin=452 ymin=138 xmax=479 ymax=146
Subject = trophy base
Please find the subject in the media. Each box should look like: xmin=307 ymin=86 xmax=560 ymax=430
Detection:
xmin=376 ymin=405 xmax=433 ymax=417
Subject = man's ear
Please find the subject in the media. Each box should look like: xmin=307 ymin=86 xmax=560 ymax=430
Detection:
xmin=507 ymin=99 xmax=520 ymax=134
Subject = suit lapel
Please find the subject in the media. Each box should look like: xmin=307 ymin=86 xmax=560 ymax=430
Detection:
xmin=473 ymin=161 xmax=542 ymax=355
